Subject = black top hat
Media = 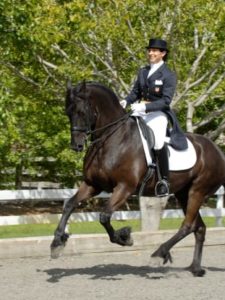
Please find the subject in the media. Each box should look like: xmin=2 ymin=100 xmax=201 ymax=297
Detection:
xmin=146 ymin=38 xmax=169 ymax=52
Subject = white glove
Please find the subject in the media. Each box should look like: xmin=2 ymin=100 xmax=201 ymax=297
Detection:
xmin=131 ymin=103 xmax=146 ymax=113
xmin=120 ymin=100 xmax=127 ymax=108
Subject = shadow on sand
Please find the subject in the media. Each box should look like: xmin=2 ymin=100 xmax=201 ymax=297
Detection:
xmin=41 ymin=263 xmax=193 ymax=283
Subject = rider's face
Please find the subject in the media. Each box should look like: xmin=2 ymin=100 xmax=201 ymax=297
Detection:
xmin=147 ymin=48 xmax=166 ymax=64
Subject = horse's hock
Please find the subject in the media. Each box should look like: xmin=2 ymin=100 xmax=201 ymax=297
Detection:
xmin=139 ymin=196 xmax=168 ymax=231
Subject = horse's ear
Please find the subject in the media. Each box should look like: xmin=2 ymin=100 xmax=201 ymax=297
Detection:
xmin=80 ymin=80 xmax=86 ymax=92
xmin=66 ymin=79 xmax=72 ymax=90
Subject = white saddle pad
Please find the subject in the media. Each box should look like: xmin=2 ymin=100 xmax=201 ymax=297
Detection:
xmin=136 ymin=119 xmax=197 ymax=171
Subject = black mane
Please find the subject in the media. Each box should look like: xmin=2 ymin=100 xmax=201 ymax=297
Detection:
xmin=66 ymin=81 xmax=120 ymax=115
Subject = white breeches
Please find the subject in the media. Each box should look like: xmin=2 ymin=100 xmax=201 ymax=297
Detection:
xmin=132 ymin=111 xmax=168 ymax=150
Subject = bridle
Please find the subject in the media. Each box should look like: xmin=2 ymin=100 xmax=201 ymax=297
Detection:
xmin=71 ymin=126 xmax=88 ymax=133
xmin=70 ymin=90 xmax=93 ymax=135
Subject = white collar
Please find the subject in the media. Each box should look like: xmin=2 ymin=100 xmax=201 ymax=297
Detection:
xmin=150 ymin=60 xmax=164 ymax=70
xmin=148 ymin=61 xmax=164 ymax=78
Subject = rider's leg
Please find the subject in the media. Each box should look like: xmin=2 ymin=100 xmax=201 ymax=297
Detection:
xmin=155 ymin=145 xmax=170 ymax=196
xmin=144 ymin=112 xmax=169 ymax=196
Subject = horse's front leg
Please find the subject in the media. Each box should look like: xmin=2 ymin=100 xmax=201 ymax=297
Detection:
xmin=100 ymin=185 xmax=134 ymax=247
xmin=51 ymin=182 xmax=97 ymax=258
xmin=100 ymin=212 xmax=133 ymax=246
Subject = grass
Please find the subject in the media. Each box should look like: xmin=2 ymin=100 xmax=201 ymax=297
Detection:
xmin=0 ymin=217 xmax=224 ymax=239
xmin=0 ymin=220 xmax=140 ymax=239
xmin=159 ymin=217 xmax=225 ymax=230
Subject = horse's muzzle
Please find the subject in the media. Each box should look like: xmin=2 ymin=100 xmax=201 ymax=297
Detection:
xmin=70 ymin=131 xmax=86 ymax=152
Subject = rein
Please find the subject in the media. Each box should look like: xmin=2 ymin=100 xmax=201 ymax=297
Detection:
xmin=83 ymin=112 xmax=131 ymax=170
xmin=87 ymin=112 xmax=131 ymax=136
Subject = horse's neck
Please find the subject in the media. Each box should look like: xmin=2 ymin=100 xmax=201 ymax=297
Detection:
xmin=94 ymin=98 xmax=124 ymax=129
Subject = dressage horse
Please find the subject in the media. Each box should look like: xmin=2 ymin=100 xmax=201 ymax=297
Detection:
xmin=51 ymin=81 xmax=225 ymax=276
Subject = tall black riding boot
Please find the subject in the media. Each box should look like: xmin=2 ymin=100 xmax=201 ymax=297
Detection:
xmin=155 ymin=145 xmax=170 ymax=197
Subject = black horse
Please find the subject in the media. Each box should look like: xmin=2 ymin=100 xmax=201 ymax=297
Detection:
xmin=51 ymin=81 xmax=225 ymax=276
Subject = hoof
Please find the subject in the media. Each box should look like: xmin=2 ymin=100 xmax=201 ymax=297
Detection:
xmin=124 ymin=235 xmax=134 ymax=246
xmin=149 ymin=255 xmax=163 ymax=268
xmin=193 ymin=269 xmax=206 ymax=277
xmin=114 ymin=226 xmax=133 ymax=246
xmin=51 ymin=245 xmax=65 ymax=259
xmin=151 ymin=249 xmax=173 ymax=265
xmin=186 ymin=265 xmax=206 ymax=277
xmin=50 ymin=233 xmax=69 ymax=259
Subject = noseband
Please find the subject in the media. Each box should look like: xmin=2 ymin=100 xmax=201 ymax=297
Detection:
xmin=71 ymin=126 xmax=87 ymax=133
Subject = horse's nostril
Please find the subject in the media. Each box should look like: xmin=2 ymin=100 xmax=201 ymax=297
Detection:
xmin=71 ymin=144 xmax=83 ymax=152
xmin=77 ymin=145 xmax=83 ymax=151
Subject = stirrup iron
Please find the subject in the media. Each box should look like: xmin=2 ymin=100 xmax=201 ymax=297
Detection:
xmin=155 ymin=179 xmax=169 ymax=197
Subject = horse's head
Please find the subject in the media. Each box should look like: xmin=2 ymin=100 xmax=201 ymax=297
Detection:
xmin=65 ymin=80 xmax=93 ymax=152
xmin=65 ymin=80 xmax=125 ymax=151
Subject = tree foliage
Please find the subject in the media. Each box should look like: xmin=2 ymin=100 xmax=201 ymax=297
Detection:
xmin=0 ymin=0 xmax=224 ymax=188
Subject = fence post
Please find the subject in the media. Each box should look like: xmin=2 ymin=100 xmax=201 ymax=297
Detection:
xmin=139 ymin=196 xmax=168 ymax=231
xmin=215 ymin=186 xmax=224 ymax=227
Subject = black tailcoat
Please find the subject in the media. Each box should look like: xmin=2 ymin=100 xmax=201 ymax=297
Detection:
xmin=126 ymin=64 xmax=188 ymax=150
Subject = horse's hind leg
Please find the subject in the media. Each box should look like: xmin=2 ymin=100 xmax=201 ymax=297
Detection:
xmin=186 ymin=213 xmax=206 ymax=276
xmin=151 ymin=223 xmax=192 ymax=264
xmin=51 ymin=182 xmax=97 ymax=258
xmin=100 ymin=184 xmax=134 ymax=246
xmin=151 ymin=189 xmax=206 ymax=276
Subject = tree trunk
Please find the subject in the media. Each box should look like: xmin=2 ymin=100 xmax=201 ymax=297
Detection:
xmin=15 ymin=163 xmax=23 ymax=189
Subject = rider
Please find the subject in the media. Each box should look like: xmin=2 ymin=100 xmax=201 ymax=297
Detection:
xmin=121 ymin=38 xmax=187 ymax=197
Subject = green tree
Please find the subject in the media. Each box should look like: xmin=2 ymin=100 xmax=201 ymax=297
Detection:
xmin=0 ymin=0 xmax=224 ymax=188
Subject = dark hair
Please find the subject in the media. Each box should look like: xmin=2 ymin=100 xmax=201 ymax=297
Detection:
xmin=160 ymin=49 xmax=168 ymax=61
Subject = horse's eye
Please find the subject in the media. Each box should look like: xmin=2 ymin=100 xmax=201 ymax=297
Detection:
xmin=77 ymin=110 xmax=85 ymax=118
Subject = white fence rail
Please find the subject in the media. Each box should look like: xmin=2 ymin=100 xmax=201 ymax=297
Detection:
xmin=0 ymin=186 xmax=224 ymax=227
